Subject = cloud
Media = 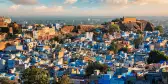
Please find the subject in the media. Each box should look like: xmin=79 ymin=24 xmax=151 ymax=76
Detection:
xmin=102 ymin=0 xmax=128 ymax=5
xmin=34 ymin=6 xmax=64 ymax=12
xmin=9 ymin=0 xmax=38 ymax=5
xmin=9 ymin=5 xmax=20 ymax=10
xmin=35 ymin=6 xmax=48 ymax=10
xmin=64 ymin=0 xmax=78 ymax=4
xmin=132 ymin=0 xmax=168 ymax=5
xmin=101 ymin=0 xmax=168 ymax=6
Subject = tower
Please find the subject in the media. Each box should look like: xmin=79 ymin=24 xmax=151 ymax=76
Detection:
xmin=9 ymin=27 xmax=13 ymax=35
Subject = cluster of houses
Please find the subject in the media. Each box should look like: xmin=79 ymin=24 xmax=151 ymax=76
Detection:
xmin=0 ymin=17 xmax=168 ymax=84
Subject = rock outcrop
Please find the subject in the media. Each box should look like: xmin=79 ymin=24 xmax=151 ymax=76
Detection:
xmin=78 ymin=25 xmax=96 ymax=33
xmin=117 ymin=20 xmax=154 ymax=32
xmin=61 ymin=26 xmax=75 ymax=34
xmin=77 ymin=25 xmax=105 ymax=33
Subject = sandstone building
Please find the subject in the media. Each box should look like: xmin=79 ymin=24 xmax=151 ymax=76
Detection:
xmin=122 ymin=17 xmax=137 ymax=23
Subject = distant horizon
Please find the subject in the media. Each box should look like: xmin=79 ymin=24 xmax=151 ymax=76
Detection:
xmin=8 ymin=15 xmax=168 ymax=27
xmin=8 ymin=16 xmax=168 ymax=20
xmin=9 ymin=15 xmax=168 ymax=17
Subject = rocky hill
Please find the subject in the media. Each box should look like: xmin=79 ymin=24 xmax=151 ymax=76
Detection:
xmin=117 ymin=20 xmax=155 ymax=32
xmin=61 ymin=26 xmax=75 ymax=34
xmin=59 ymin=18 xmax=155 ymax=34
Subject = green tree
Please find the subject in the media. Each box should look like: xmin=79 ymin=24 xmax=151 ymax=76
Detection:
xmin=162 ymin=72 xmax=168 ymax=83
xmin=65 ymin=34 xmax=73 ymax=39
xmin=21 ymin=67 xmax=50 ymax=84
xmin=50 ymin=36 xmax=59 ymax=42
xmin=6 ymin=34 xmax=17 ymax=40
xmin=118 ymin=47 xmax=128 ymax=53
xmin=137 ymin=30 xmax=143 ymax=34
xmin=108 ymin=24 xmax=120 ymax=34
xmin=58 ymin=75 xmax=70 ymax=84
xmin=147 ymin=50 xmax=168 ymax=64
xmin=50 ymin=36 xmax=64 ymax=44
xmin=108 ymin=41 xmax=119 ymax=54
xmin=102 ymin=22 xmax=109 ymax=25
xmin=85 ymin=62 xmax=109 ymax=76
xmin=155 ymin=25 xmax=164 ymax=34
xmin=0 ymin=77 xmax=17 ymax=84
xmin=112 ymin=18 xmax=121 ymax=22
xmin=133 ymin=35 xmax=143 ymax=49
xmin=9 ymin=22 xmax=22 ymax=34
xmin=17 ymin=28 xmax=22 ymax=34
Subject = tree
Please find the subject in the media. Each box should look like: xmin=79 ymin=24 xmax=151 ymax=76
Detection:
xmin=64 ymin=34 xmax=73 ymax=39
xmin=58 ymin=75 xmax=70 ymax=84
xmin=162 ymin=72 xmax=168 ymax=83
xmin=6 ymin=34 xmax=17 ymax=40
xmin=118 ymin=47 xmax=128 ymax=53
xmin=102 ymin=22 xmax=109 ymax=25
xmin=147 ymin=50 xmax=168 ymax=64
xmin=85 ymin=62 xmax=109 ymax=76
xmin=108 ymin=41 xmax=119 ymax=54
xmin=112 ymin=18 xmax=121 ymax=22
xmin=133 ymin=35 xmax=143 ymax=49
xmin=50 ymin=36 xmax=59 ymax=42
xmin=50 ymin=36 xmax=64 ymax=44
xmin=108 ymin=24 xmax=120 ymax=34
xmin=9 ymin=22 xmax=22 ymax=34
xmin=0 ymin=77 xmax=17 ymax=84
xmin=155 ymin=25 xmax=164 ymax=34
xmin=137 ymin=30 xmax=143 ymax=34
xmin=21 ymin=67 xmax=50 ymax=84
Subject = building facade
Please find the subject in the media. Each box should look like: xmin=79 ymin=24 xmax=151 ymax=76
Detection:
xmin=122 ymin=17 xmax=137 ymax=23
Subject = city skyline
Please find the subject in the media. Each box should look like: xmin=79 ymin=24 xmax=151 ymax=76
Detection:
xmin=0 ymin=0 xmax=168 ymax=17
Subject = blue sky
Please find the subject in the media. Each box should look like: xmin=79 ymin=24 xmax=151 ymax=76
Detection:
xmin=0 ymin=0 xmax=168 ymax=16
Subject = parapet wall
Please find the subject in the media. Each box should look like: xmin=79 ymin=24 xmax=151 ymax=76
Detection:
xmin=123 ymin=18 xmax=137 ymax=23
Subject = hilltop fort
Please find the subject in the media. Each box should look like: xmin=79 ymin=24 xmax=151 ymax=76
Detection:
xmin=122 ymin=17 xmax=137 ymax=23
xmin=111 ymin=17 xmax=155 ymax=32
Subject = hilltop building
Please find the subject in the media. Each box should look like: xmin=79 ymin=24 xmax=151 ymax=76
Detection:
xmin=122 ymin=17 xmax=137 ymax=23
xmin=61 ymin=26 xmax=74 ymax=34
xmin=111 ymin=17 xmax=137 ymax=25
xmin=0 ymin=17 xmax=12 ymax=34
xmin=36 ymin=27 xmax=56 ymax=40
xmin=0 ymin=16 xmax=11 ymax=27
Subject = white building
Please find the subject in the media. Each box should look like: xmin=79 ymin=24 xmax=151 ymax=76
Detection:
xmin=4 ymin=17 xmax=12 ymax=24
xmin=0 ymin=59 xmax=6 ymax=70
xmin=86 ymin=32 xmax=93 ymax=41
xmin=56 ymin=23 xmax=61 ymax=30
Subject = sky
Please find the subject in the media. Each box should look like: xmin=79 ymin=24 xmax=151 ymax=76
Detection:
xmin=0 ymin=0 xmax=168 ymax=17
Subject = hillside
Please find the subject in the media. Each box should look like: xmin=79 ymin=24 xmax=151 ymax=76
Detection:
xmin=117 ymin=20 xmax=155 ymax=32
